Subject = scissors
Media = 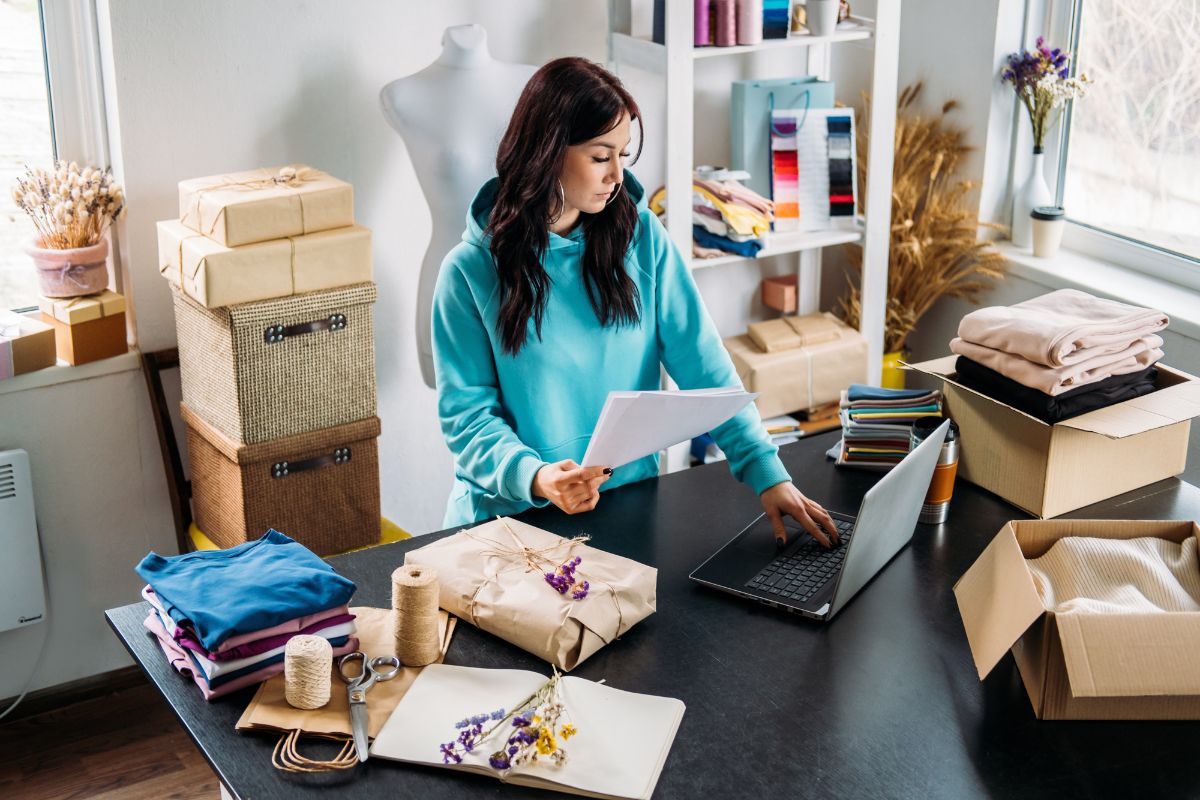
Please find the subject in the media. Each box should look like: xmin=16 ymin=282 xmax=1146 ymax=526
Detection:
xmin=338 ymin=651 xmax=401 ymax=762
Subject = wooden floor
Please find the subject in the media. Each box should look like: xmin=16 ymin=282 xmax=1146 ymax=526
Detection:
xmin=0 ymin=682 xmax=218 ymax=800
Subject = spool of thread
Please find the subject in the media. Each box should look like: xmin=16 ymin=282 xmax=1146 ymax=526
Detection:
xmin=736 ymin=0 xmax=763 ymax=45
xmin=392 ymin=564 xmax=440 ymax=667
xmin=694 ymin=0 xmax=712 ymax=45
xmin=284 ymin=635 xmax=333 ymax=710
xmin=715 ymin=0 xmax=737 ymax=46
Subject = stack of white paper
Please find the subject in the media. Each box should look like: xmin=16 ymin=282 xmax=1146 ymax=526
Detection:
xmin=370 ymin=664 xmax=686 ymax=800
xmin=581 ymin=387 xmax=755 ymax=468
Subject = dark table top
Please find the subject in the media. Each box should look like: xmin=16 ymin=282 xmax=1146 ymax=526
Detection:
xmin=106 ymin=431 xmax=1200 ymax=799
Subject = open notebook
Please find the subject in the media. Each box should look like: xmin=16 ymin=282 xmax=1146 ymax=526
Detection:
xmin=370 ymin=664 xmax=685 ymax=800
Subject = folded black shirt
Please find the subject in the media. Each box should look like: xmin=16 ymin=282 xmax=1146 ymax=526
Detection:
xmin=953 ymin=356 xmax=1159 ymax=424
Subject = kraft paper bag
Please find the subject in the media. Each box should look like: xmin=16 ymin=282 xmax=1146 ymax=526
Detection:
xmin=405 ymin=517 xmax=658 ymax=671
xmin=236 ymin=606 xmax=455 ymax=739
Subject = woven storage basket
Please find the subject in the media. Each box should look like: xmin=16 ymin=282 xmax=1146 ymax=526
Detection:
xmin=173 ymin=282 xmax=377 ymax=444
xmin=182 ymin=402 xmax=380 ymax=555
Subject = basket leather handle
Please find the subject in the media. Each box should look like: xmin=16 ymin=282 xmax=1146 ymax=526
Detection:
xmin=271 ymin=447 xmax=352 ymax=479
xmin=263 ymin=313 xmax=347 ymax=344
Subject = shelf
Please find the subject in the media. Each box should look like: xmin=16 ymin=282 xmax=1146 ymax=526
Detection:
xmin=690 ymin=226 xmax=862 ymax=270
xmin=610 ymin=17 xmax=874 ymax=74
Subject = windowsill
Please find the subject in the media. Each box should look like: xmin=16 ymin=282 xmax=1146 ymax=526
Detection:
xmin=0 ymin=347 xmax=140 ymax=397
xmin=995 ymin=241 xmax=1200 ymax=343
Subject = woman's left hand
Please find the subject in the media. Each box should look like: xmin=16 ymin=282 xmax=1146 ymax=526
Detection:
xmin=760 ymin=481 xmax=839 ymax=548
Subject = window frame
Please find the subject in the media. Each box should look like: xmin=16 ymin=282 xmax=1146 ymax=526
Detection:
xmin=1038 ymin=0 xmax=1200 ymax=292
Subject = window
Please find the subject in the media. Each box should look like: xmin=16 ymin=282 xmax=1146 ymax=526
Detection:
xmin=1056 ymin=0 xmax=1200 ymax=268
xmin=1 ymin=0 xmax=55 ymax=311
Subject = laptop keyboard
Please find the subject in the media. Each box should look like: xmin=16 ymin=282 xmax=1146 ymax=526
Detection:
xmin=744 ymin=519 xmax=855 ymax=604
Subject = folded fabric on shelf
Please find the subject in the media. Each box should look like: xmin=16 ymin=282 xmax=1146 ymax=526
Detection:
xmin=692 ymin=225 xmax=763 ymax=257
xmin=134 ymin=529 xmax=356 ymax=651
xmin=953 ymin=357 xmax=1159 ymax=424
xmin=957 ymin=289 xmax=1168 ymax=368
xmin=950 ymin=335 xmax=1163 ymax=396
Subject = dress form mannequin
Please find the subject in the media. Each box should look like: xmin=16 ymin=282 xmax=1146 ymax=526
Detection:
xmin=380 ymin=24 xmax=536 ymax=388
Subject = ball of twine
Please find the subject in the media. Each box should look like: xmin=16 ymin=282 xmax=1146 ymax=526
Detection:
xmin=284 ymin=634 xmax=333 ymax=710
xmin=393 ymin=564 xmax=440 ymax=666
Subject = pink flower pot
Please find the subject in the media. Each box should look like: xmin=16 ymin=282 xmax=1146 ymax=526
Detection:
xmin=27 ymin=237 xmax=110 ymax=298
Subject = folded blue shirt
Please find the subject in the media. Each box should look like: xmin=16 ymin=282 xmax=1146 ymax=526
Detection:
xmin=846 ymin=384 xmax=936 ymax=402
xmin=135 ymin=529 xmax=356 ymax=650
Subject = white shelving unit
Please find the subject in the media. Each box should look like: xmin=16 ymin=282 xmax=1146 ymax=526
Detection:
xmin=606 ymin=0 xmax=900 ymax=388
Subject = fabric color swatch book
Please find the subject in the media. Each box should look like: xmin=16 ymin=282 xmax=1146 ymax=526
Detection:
xmin=370 ymin=664 xmax=685 ymax=800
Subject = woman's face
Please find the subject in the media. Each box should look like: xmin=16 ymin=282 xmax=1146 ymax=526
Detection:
xmin=558 ymin=112 xmax=632 ymax=220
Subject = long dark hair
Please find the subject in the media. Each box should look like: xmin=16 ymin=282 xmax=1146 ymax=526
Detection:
xmin=489 ymin=57 xmax=644 ymax=355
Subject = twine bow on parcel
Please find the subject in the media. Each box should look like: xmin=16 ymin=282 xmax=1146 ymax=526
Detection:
xmin=460 ymin=518 xmax=626 ymax=641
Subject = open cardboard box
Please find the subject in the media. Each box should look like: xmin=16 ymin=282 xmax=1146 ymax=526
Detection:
xmin=908 ymin=356 xmax=1200 ymax=518
xmin=955 ymin=519 xmax=1200 ymax=720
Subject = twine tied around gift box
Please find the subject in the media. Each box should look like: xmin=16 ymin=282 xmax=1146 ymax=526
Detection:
xmin=181 ymin=165 xmax=322 ymax=239
xmin=172 ymin=230 xmax=301 ymax=302
xmin=458 ymin=518 xmax=626 ymax=641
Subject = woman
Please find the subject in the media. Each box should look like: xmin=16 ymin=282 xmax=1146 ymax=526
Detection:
xmin=431 ymin=57 xmax=837 ymax=547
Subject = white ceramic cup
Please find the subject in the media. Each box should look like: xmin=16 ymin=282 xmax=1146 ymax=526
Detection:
xmin=1031 ymin=206 xmax=1065 ymax=258
xmin=806 ymin=0 xmax=839 ymax=36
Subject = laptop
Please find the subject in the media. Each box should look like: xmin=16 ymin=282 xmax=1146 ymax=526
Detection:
xmin=690 ymin=419 xmax=950 ymax=621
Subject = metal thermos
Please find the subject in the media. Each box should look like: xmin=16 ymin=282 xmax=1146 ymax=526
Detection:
xmin=910 ymin=418 xmax=959 ymax=524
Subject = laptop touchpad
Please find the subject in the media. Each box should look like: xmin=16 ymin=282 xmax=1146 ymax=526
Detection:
xmin=733 ymin=518 xmax=809 ymax=556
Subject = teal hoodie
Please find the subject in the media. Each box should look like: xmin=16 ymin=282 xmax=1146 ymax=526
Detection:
xmin=431 ymin=170 xmax=791 ymax=527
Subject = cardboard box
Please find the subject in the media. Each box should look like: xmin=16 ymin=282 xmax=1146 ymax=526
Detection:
xmin=955 ymin=518 xmax=1200 ymax=720
xmin=157 ymin=219 xmax=373 ymax=309
xmin=38 ymin=291 xmax=127 ymax=366
xmin=0 ymin=311 xmax=57 ymax=378
xmin=725 ymin=313 xmax=868 ymax=418
xmin=909 ymin=356 xmax=1200 ymax=518
xmin=761 ymin=275 xmax=798 ymax=313
xmin=178 ymin=164 xmax=354 ymax=248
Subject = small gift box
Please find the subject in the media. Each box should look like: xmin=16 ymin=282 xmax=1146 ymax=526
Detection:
xmin=157 ymin=219 xmax=372 ymax=309
xmin=0 ymin=311 xmax=57 ymax=379
xmin=179 ymin=165 xmax=354 ymax=248
xmin=38 ymin=290 xmax=127 ymax=366
xmin=404 ymin=517 xmax=658 ymax=671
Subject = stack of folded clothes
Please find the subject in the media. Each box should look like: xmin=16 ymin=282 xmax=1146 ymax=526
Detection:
xmin=134 ymin=529 xmax=359 ymax=701
xmin=836 ymin=384 xmax=943 ymax=469
xmin=950 ymin=289 xmax=1167 ymax=422
xmin=649 ymin=168 xmax=774 ymax=259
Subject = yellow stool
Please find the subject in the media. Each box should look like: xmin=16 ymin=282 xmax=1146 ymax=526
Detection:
xmin=188 ymin=517 xmax=411 ymax=553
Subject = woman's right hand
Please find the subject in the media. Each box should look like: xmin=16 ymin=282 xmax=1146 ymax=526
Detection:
xmin=532 ymin=460 xmax=612 ymax=514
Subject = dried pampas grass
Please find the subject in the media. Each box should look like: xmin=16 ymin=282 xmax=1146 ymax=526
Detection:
xmin=838 ymin=83 xmax=1007 ymax=353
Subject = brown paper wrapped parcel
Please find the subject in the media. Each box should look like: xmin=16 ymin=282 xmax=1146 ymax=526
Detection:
xmin=404 ymin=517 xmax=657 ymax=671
xmin=157 ymin=219 xmax=372 ymax=309
xmin=178 ymin=164 xmax=354 ymax=247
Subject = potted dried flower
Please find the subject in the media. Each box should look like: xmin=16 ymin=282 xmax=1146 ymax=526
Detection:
xmin=837 ymin=84 xmax=1007 ymax=388
xmin=11 ymin=161 xmax=126 ymax=298
xmin=1001 ymin=37 xmax=1091 ymax=247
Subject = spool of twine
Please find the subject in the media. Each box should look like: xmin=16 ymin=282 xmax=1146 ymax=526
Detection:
xmin=392 ymin=564 xmax=440 ymax=666
xmin=284 ymin=635 xmax=333 ymax=710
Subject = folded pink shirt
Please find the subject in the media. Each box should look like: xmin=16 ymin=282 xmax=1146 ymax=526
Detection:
xmin=142 ymin=585 xmax=350 ymax=657
xmin=143 ymin=611 xmax=359 ymax=701
xmin=950 ymin=335 xmax=1163 ymax=395
xmin=957 ymin=289 xmax=1168 ymax=368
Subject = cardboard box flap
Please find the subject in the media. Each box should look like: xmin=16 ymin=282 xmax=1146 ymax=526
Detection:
xmin=904 ymin=356 xmax=958 ymax=377
xmin=1056 ymin=369 xmax=1200 ymax=437
xmin=953 ymin=523 xmax=1048 ymax=679
xmin=1056 ymin=612 xmax=1200 ymax=697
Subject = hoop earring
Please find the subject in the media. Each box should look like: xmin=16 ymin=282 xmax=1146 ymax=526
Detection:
xmin=548 ymin=180 xmax=566 ymax=225
xmin=604 ymin=183 xmax=624 ymax=206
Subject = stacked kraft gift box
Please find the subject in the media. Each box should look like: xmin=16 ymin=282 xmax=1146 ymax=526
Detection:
xmin=157 ymin=165 xmax=379 ymax=556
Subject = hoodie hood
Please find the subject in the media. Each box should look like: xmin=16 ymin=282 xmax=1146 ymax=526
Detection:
xmin=463 ymin=169 xmax=648 ymax=250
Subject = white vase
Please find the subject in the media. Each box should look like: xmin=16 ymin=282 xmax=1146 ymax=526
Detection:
xmin=1012 ymin=150 xmax=1053 ymax=248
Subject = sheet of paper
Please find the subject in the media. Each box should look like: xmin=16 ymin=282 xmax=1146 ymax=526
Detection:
xmin=580 ymin=388 xmax=756 ymax=468
xmin=370 ymin=664 xmax=685 ymax=800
